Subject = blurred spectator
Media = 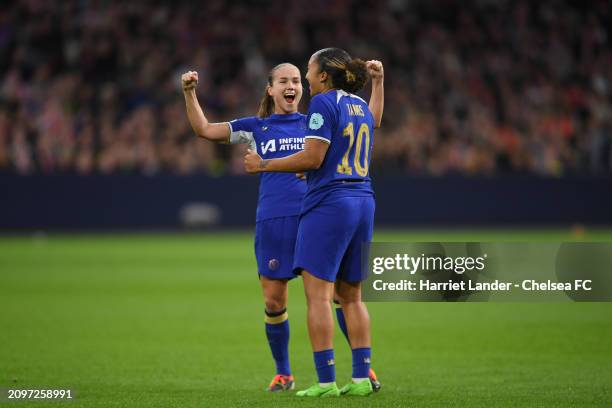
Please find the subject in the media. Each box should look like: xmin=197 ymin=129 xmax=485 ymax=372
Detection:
xmin=0 ymin=0 xmax=610 ymax=176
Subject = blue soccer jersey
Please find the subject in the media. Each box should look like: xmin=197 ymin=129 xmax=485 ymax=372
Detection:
xmin=292 ymin=90 xmax=376 ymax=282
xmin=302 ymin=90 xmax=375 ymax=214
xmin=229 ymin=113 xmax=307 ymax=221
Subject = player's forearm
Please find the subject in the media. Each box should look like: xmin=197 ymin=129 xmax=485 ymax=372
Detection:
xmin=183 ymin=90 xmax=228 ymax=142
xmin=369 ymin=78 xmax=384 ymax=129
xmin=260 ymin=150 xmax=321 ymax=173
xmin=183 ymin=89 xmax=208 ymax=135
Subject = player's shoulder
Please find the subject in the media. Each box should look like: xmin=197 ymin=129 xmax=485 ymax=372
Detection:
xmin=335 ymin=89 xmax=368 ymax=106
xmin=229 ymin=116 xmax=265 ymax=132
xmin=230 ymin=115 xmax=262 ymax=124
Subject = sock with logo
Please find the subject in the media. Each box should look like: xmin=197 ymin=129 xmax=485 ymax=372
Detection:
xmin=265 ymin=308 xmax=291 ymax=376
xmin=313 ymin=349 xmax=335 ymax=384
xmin=351 ymin=347 xmax=371 ymax=382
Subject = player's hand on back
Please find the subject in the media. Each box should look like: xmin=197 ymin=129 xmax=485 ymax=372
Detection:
xmin=366 ymin=60 xmax=384 ymax=81
xmin=182 ymin=71 xmax=198 ymax=91
xmin=244 ymin=149 xmax=264 ymax=174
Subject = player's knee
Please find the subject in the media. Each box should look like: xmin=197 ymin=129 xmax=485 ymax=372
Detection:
xmin=337 ymin=293 xmax=362 ymax=305
xmin=335 ymin=281 xmax=362 ymax=304
xmin=264 ymin=296 xmax=286 ymax=313
xmin=333 ymin=293 xmax=345 ymax=305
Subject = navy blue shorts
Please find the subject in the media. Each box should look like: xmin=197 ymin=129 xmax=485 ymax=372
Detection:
xmin=255 ymin=216 xmax=299 ymax=280
xmin=293 ymin=194 xmax=375 ymax=283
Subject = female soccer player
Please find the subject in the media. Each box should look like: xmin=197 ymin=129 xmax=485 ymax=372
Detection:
xmin=182 ymin=61 xmax=382 ymax=393
xmin=244 ymin=49 xmax=383 ymax=397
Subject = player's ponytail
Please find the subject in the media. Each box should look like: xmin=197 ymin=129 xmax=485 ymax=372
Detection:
xmin=343 ymin=59 xmax=369 ymax=93
xmin=313 ymin=48 xmax=369 ymax=94
xmin=257 ymin=85 xmax=274 ymax=118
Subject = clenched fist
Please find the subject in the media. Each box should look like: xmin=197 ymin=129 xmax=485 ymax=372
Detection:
xmin=244 ymin=149 xmax=264 ymax=174
xmin=366 ymin=60 xmax=384 ymax=81
xmin=182 ymin=71 xmax=198 ymax=91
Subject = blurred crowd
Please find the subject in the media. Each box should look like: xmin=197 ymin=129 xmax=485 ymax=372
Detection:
xmin=0 ymin=0 xmax=611 ymax=176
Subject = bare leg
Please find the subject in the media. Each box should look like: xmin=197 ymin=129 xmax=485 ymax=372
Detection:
xmin=260 ymin=276 xmax=288 ymax=313
xmin=335 ymin=279 xmax=370 ymax=348
xmin=302 ymin=270 xmax=334 ymax=351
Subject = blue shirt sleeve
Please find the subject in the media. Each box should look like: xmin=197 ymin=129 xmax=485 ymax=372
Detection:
xmin=228 ymin=117 xmax=258 ymax=146
xmin=305 ymin=95 xmax=336 ymax=144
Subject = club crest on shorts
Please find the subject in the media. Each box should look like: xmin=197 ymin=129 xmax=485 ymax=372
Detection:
xmin=309 ymin=113 xmax=324 ymax=130
xmin=268 ymin=258 xmax=279 ymax=270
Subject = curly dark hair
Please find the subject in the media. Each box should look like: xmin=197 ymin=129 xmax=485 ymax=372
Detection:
xmin=312 ymin=48 xmax=369 ymax=93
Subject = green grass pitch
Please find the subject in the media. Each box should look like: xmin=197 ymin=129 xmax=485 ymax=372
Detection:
xmin=1 ymin=229 xmax=611 ymax=407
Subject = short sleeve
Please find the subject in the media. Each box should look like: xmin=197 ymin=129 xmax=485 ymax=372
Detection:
xmin=228 ymin=117 xmax=257 ymax=149
xmin=305 ymin=95 xmax=335 ymax=144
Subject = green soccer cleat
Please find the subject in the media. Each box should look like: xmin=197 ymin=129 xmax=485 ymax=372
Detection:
xmin=296 ymin=383 xmax=340 ymax=397
xmin=340 ymin=379 xmax=374 ymax=396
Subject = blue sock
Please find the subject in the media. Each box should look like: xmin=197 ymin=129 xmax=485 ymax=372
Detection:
xmin=335 ymin=306 xmax=351 ymax=346
xmin=352 ymin=347 xmax=371 ymax=379
xmin=313 ymin=349 xmax=336 ymax=383
xmin=265 ymin=308 xmax=291 ymax=376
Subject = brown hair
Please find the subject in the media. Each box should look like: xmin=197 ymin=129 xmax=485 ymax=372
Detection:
xmin=312 ymin=48 xmax=368 ymax=93
xmin=257 ymin=63 xmax=294 ymax=118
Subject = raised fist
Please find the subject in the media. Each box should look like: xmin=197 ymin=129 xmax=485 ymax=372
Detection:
xmin=182 ymin=71 xmax=198 ymax=91
xmin=366 ymin=60 xmax=384 ymax=81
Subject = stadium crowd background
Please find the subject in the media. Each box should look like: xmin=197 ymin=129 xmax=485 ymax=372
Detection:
xmin=0 ymin=0 xmax=610 ymax=177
